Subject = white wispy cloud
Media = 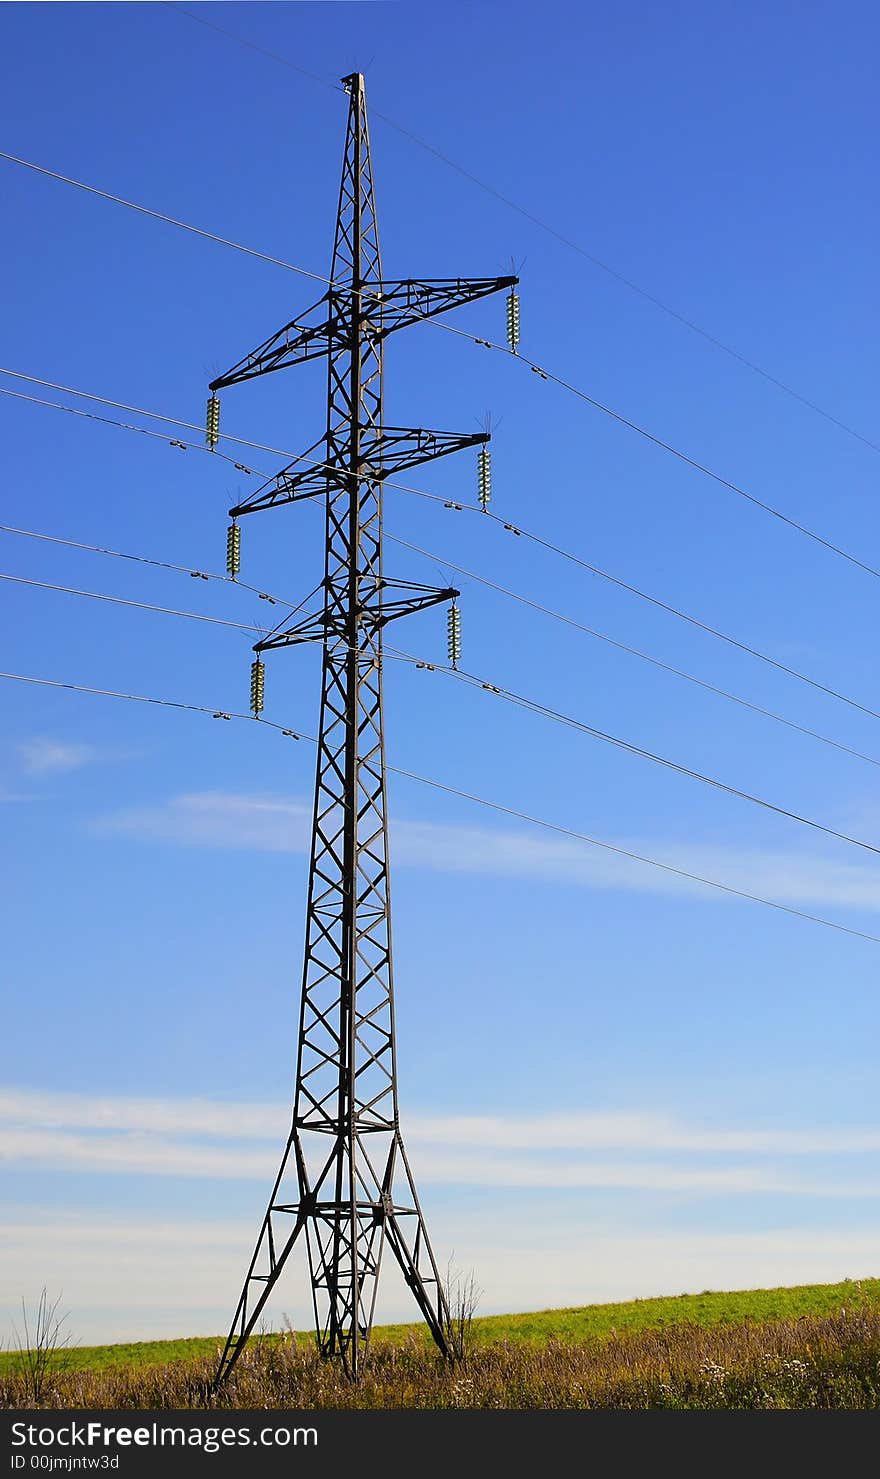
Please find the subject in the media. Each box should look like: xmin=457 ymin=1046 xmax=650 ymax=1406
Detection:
xmin=0 ymin=1127 xmax=277 ymax=1181
xmin=2 ymin=1209 xmax=877 ymax=1345
xmin=0 ymin=1125 xmax=817 ymax=1194
xmin=91 ymin=790 xmax=880 ymax=912
xmin=4 ymin=1089 xmax=880 ymax=1156
xmin=0 ymin=1089 xmax=283 ymax=1139
xmin=20 ymin=737 xmax=99 ymax=775
xmin=2 ymin=1089 xmax=880 ymax=1198
xmin=94 ymin=793 xmax=311 ymax=852
xmin=409 ymin=1111 xmax=880 ymax=1157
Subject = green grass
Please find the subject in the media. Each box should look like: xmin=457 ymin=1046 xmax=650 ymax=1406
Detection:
xmin=3 ymin=1277 xmax=876 ymax=1374
xmin=0 ymin=1336 xmax=222 ymax=1375
xmin=465 ymin=1277 xmax=880 ymax=1344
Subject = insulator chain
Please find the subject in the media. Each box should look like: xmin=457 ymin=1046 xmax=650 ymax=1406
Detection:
xmin=206 ymin=394 xmax=221 ymax=450
xmin=506 ymin=289 xmax=520 ymax=353
xmin=250 ymin=657 xmax=265 ymax=716
xmin=478 ymin=446 xmax=492 ymax=512
xmin=226 ymin=521 xmax=241 ymax=580
xmin=447 ymin=601 xmax=462 ymax=669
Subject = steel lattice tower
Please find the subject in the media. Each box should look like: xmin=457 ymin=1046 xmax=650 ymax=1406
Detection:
xmin=210 ymin=73 xmax=515 ymax=1385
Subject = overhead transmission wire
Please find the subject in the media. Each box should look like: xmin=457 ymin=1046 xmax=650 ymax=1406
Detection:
xmin=5 ymin=515 xmax=880 ymax=774
xmin=161 ymin=0 xmax=880 ymax=460
xmin=442 ymin=320 xmax=880 ymax=583
xmin=2 ymin=384 xmax=876 ymax=913
xmin=5 ymin=369 xmax=880 ymax=733
xmin=5 ymin=551 xmax=880 ymax=862
xmin=1 ymin=206 xmax=877 ymax=839
xmin=0 ymin=570 xmax=262 ymax=633
xmin=0 ymin=522 xmax=293 ymax=609
xmin=387 ymin=648 xmax=880 ymax=860
xmin=160 ymin=2 xmax=346 ymax=95
xmin=0 ymin=371 xmax=280 ymax=462
xmin=6 ymin=371 xmax=880 ymax=741
xmin=0 ymin=150 xmax=330 ymax=285
xmin=2 ymin=664 xmax=879 ymax=949
xmin=1 ymin=154 xmax=878 ymax=580
xmin=4 ymin=127 xmax=877 ymax=948
xmin=387 ymin=535 xmax=880 ymax=770
xmin=422 ymin=491 xmax=880 ymax=727
xmin=0 ymin=384 xmax=261 ymax=474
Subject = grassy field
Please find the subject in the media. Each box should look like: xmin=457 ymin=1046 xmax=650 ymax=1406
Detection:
xmin=1 ymin=1277 xmax=878 ymax=1374
xmin=2 ymin=1277 xmax=880 ymax=1409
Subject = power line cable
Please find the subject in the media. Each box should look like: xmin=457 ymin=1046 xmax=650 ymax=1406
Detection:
xmin=0 ymin=668 xmax=268 ymax=726
xmin=161 ymin=3 xmax=345 ymax=94
xmin=6 ymin=373 xmax=880 ymax=730
xmin=0 ymin=150 xmax=331 ymax=284
xmin=4 ymin=513 xmax=877 ymax=771
xmin=466 ymin=507 xmax=880 ymax=726
xmin=401 ymin=476 xmax=880 ymax=725
xmin=0 ymin=570 xmax=261 ymax=633
xmin=0 ymin=384 xmax=260 ymax=473
xmin=391 ymin=650 xmax=880 ymax=859
xmin=390 ymin=769 xmax=880 ymax=948
xmin=0 ymin=370 xmax=280 ymax=460
xmin=443 ymin=322 xmax=880 ymax=582
xmin=390 ymin=535 xmax=880 ymax=770
xmin=2 ymin=143 xmax=879 ymax=577
xmin=161 ymin=0 xmax=880 ymax=459
xmin=3 ymin=665 xmax=879 ymax=948
xmin=7 ymin=546 xmax=875 ymax=858
xmin=6 ymin=543 xmax=875 ymax=858
xmin=0 ymin=522 xmax=293 ymax=609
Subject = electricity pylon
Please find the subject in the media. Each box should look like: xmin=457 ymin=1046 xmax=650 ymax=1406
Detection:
xmin=210 ymin=72 xmax=515 ymax=1385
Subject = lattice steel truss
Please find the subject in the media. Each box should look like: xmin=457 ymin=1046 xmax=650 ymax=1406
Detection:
xmin=211 ymin=73 xmax=515 ymax=1385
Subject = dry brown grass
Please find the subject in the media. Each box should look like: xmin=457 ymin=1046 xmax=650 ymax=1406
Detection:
xmin=2 ymin=1305 xmax=880 ymax=1409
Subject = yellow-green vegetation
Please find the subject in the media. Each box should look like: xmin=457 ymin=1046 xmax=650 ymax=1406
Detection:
xmin=460 ymin=1277 xmax=880 ymax=1345
xmin=3 ymin=1299 xmax=880 ymax=1409
xmin=0 ymin=1336 xmax=223 ymax=1376
xmin=0 ymin=1277 xmax=875 ymax=1402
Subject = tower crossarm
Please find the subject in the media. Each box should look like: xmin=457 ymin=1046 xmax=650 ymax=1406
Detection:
xmin=209 ymin=294 xmax=339 ymax=390
xmin=370 ymin=579 xmax=459 ymax=627
xmin=208 ymin=277 xmax=516 ymax=390
xmin=208 ymin=272 xmax=518 ymax=392
xmin=254 ymin=609 xmax=328 ymax=652
xmin=231 ymin=427 xmax=488 ymax=518
xmin=364 ymin=275 xmax=517 ymax=338
xmin=254 ymin=580 xmax=459 ymax=652
xmin=229 ymin=437 xmax=329 ymax=518
xmin=366 ymin=426 xmax=488 ymax=478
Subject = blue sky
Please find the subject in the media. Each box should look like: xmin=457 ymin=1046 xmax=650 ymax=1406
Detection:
xmin=3 ymin=0 xmax=880 ymax=1343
